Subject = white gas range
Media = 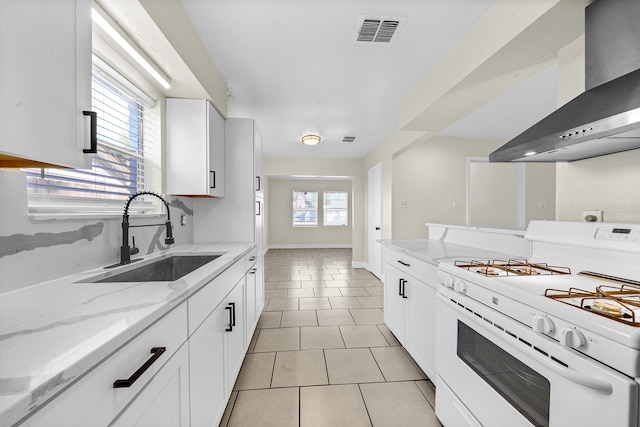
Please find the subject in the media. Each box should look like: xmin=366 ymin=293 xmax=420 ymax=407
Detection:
xmin=434 ymin=221 xmax=640 ymax=427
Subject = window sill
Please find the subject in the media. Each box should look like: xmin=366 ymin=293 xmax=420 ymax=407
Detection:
xmin=29 ymin=212 xmax=164 ymax=221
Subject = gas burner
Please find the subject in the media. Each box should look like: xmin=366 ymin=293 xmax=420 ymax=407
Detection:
xmin=454 ymin=259 xmax=571 ymax=277
xmin=545 ymin=272 xmax=640 ymax=326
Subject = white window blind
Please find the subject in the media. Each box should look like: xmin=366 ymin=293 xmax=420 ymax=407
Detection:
xmin=24 ymin=60 xmax=158 ymax=214
xmin=293 ymin=191 xmax=318 ymax=227
xmin=323 ymin=191 xmax=348 ymax=226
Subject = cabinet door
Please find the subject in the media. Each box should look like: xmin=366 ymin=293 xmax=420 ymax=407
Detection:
xmin=207 ymin=101 xmax=225 ymax=197
xmin=226 ymin=280 xmax=246 ymax=383
xmin=166 ymin=99 xmax=224 ymax=197
xmin=245 ymin=266 xmax=258 ymax=341
xmin=404 ymin=278 xmax=437 ymax=380
xmin=255 ymin=197 xmax=264 ymax=252
xmin=0 ymin=0 xmax=92 ymax=169
xmin=383 ymin=264 xmax=406 ymax=341
xmin=111 ymin=343 xmax=190 ymax=427
xmin=189 ymin=301 xmax=228 ymax=427
xmin=254 ymin=125 xmax=263 ymax=198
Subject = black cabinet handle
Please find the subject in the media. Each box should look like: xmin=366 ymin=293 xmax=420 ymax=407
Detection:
xmin=113 ymin=347 xmax=166 ymax=388
xmin=398 ymin=278 xmax=404 ymax=296
xmin=249 ymin=268 xmax=257 ymax=274
xmin=249 ymin=256 xmax=256 ymax=261
xmin=83 ymin=111 xmax=97 ymax=154
xmin=225 ymin=305 xmax=233 ymax=331
xmin=256 ymin=200 xmax=261 ymax=216
xmin=402 ymin=279 xmax=408 ymax=299
xmin=256 ymin=176 xmax=261 ymax=191
xmin=375 ymin=227 xmax=380 ymax=231
xmin=397 ymin=260 xmax=411 ymax=267
xmin=210 ymin=171 xmax=216 ymax=189
xmin=230 ymin=302 xmax=236 ymax=327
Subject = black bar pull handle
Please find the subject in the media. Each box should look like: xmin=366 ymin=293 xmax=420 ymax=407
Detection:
xmin=256 ymin=176 xmax=261 ymax=191
xmin=375 ymin=227 xmax=380 ymax=231
xmin=397 ymin=260 xmax=411 ymax=267
xmin=256 ymin=200 xmax=261 ymax=216
xmin=225 ymin=305 xmax=233 ymax=331
xmin=230 ymin=302 xmax=236 ymax=326
xmin=398 ymin=278 xmax=404 ymax=296
xmin=402 ymin=279 xmax=408 ymax=299
xmin=249 ymin=256 xmax=256 ymax=262
xmin=249 ymin=268 xmax=257 ymax=274
xmin=83 ymin=111 xmax=97 ymax=153
xmin=113 ymin=347 xmax=166 ymax=388
xmin=210 ymin=171 xmax=216 ymax=189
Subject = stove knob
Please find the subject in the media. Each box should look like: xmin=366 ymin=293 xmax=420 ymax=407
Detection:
xmin=532 ymin=315 xmax=554 ymax=334
xmin=454 ymin=279 xmax=468 ymax=294
xmin=561 ymin=327 xmax=586 ymax=348
xmin=443 ymin=276 xmax=455 ymax=289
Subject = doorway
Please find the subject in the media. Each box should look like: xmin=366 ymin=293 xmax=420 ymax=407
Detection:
xmin=368 ymin=163 xmax=382 ymax=278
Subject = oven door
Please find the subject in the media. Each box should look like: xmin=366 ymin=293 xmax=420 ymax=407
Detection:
xmin=435 ymin=288 xmax=638 ymax=427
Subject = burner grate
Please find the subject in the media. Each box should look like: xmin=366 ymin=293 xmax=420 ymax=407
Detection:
xmin=546 ymin=274 xmax=640 ymax=326
xmin=455 ymin=259 xmax=571 ymax=277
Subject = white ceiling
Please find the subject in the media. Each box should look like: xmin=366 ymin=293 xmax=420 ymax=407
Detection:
xmin=179 ymin=0 xmax=511 ymax=158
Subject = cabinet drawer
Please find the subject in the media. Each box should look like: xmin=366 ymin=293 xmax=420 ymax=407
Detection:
xmin=22 ymin=304 xmax=188 ymax=426
xmin=245 ymin=247 xmax=258 ymax=272
xmin=188 ymin=258 xmax=244 ymax=335
xmin=383 ymin=247 xmax=438 ymax=285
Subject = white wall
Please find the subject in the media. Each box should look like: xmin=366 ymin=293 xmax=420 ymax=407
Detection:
xmin=391 ymin=137 xmax=502 ymax=238
xmin=263 ymin=157 xmax=364 ymax=261
xmin=268 ymin=178 xmax=352 ymax=248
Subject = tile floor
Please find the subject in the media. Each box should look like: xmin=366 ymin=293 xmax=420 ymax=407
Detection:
xmin=219 ymin=248 xmax=443 ymax=427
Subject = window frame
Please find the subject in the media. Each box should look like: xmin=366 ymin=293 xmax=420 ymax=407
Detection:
xmin=322 ymin=191 xmax=349 ymax=227
xmin=292 ymin=191 xmax=319 ymax=227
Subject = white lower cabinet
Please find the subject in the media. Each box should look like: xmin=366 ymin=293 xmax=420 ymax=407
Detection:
xmin=21 ymin=304 xmax=188 ymax=426
xmin=189 ymin=298 xmax=230 ymax=427
xmin=189 ymin=263 xmax=252 ymax=427
xmin=383 ymin=248 xmax=438 ymax=381
xmin=20 ymin=249 xmax=262 ymax=427
xmin=111 ymin=343 xmax=190 ymax=427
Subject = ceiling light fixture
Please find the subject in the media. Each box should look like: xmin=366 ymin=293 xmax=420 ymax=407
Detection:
xmin=301 ymin=134 xmax=321 ymax=146
xmin=91 ymin=6 xmax=171 ymax=89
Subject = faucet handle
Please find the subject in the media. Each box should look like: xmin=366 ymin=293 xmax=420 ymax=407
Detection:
xmin=130 ymin=236 xmax=140 ymax=256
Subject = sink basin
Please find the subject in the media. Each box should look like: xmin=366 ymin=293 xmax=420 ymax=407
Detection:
xmin=90 ymin=255 xmax=222 ymax=283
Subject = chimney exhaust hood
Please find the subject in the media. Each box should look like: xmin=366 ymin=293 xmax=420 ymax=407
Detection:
xmin=490 ymin=0 xmax=640 ymax=162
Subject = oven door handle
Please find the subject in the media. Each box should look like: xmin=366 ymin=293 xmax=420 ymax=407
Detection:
xmin=535 ymin=349 xmax=613 ymax=394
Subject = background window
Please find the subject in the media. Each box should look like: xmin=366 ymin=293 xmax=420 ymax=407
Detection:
xmin=323 ymin=191 xmax=348 ymax=226
xmin=293 ymin=191 xmax=318 ymax=227
xmin=24 ymin=59 xmax=158 ymax=214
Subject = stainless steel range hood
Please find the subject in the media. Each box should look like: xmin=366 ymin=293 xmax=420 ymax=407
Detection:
xmin=490 ymin=0 xmax=640 ymax=162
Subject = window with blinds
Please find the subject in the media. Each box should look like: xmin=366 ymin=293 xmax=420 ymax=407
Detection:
xmin=24 ymin=60 xmax=158 ymax=214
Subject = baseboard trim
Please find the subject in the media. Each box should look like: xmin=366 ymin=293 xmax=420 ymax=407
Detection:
xmin=351 ymin=261 xmax=368 ymax=269
xmin=268 ymin=243 xmax=353 ymax=249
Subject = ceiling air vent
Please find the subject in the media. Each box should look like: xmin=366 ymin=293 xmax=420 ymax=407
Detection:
xmin=355 ymin=17 xmax=404 ymax=44
xmin=342 ymin=136 xmax=356 ymax=143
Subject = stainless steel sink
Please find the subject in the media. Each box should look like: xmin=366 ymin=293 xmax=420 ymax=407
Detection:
xmin=87 ymin=254 xmax=222 ymax=283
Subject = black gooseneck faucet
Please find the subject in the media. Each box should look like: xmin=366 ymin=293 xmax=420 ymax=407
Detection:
xmin=119 ymin=191 xmax=175 ymax=266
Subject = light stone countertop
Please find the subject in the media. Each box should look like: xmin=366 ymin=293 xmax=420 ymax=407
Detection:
xmin=382 ymin=239 xmax=526 ymax=266
xmin=0 ymin=242 xmax=255 ymax=426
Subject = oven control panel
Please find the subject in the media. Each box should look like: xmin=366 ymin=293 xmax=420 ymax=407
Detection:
xmin=595 ymin=226 xmax=640 ymax=242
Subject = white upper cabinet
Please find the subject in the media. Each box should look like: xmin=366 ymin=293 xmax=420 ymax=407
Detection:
xmin=193 ymin=118 xmax=263 ymax=250
xmin=166 ymin=98 xmax=225 ymax=197
xmin=0 ymin=0 xmax=94 ymax=169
